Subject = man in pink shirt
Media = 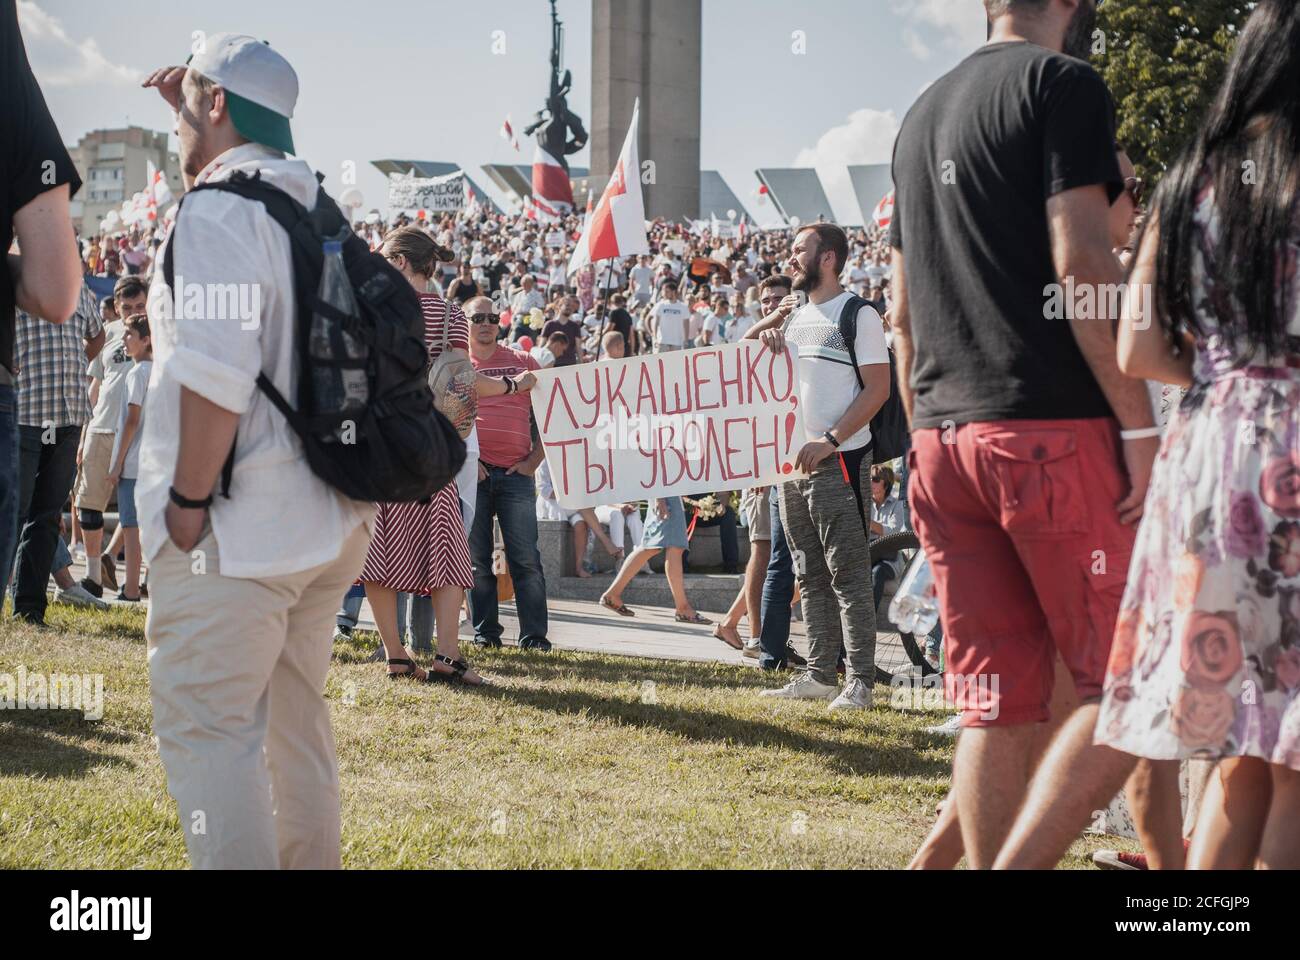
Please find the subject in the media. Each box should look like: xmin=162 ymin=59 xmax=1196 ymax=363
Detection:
xmin=465 ymin=296 xmax=550 ymax=651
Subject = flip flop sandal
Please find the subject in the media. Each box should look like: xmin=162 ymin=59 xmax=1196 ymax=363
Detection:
xmin=432 ymin=654 xmax=492 ymax=686
xmin=675 ymin=612 xmax=713 ymax=625
xmin=600 ymin=596 xmax=635 ymax=617
xmin=712 ymin=627 xmax=743 ymax=650
xmin=385 ymin=657 xmax=441 ymax=683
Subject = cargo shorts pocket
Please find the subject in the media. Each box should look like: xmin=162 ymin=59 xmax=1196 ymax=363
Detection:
xmin=977 ymin=429 xmax=1089 ymax=538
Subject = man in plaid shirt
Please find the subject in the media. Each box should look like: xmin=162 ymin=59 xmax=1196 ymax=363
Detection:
xmin=10 ymin=281 xmax=104 ymax=624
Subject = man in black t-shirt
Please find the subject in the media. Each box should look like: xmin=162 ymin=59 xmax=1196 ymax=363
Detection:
xmin=540 ymin=296 xmax=584 ymax=366
xmin=1 ymin=0 xmax=84 ymax=602
xmin=889 ymin=0 xmax=1155 ymax=869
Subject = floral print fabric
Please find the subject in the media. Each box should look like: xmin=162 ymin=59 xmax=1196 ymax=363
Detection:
xmin=1095 ymin=179 xmax=1300 ymax=770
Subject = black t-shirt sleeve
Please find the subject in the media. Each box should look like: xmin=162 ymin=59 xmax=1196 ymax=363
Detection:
xmin=1040 ymin=62 xmax=1122 ymax=204
xmin=887 ymin=138 xmax=903 ymax=250
xmin=2 ymin=4 xmax=81 ymax=216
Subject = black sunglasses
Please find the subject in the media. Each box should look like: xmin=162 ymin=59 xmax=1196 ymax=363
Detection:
xmin=469 ymin=313 xmax=498 ymax=325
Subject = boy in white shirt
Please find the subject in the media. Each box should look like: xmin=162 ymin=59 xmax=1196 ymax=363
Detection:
xmin=106 ymin=315 xmax=152 ymax=602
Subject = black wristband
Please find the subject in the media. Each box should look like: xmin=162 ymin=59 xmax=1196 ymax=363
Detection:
xmin=823 ymin=431 xmax=841 ymax=449
xmin=169 ymin=486 xmax=213 ymax=510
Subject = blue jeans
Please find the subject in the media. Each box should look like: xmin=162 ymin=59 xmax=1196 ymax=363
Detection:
xmin=335 ymin=586 xmax=434 ymax=651
xmin=758 ymin=484 xmax=795 ymax=670
xmin=14 ymin=423 xmax=80 ymax=621
xmin=468 ymin=466 xmax=548 ymax=645
xmin=0 ymin=385 xmax=16 ymax=600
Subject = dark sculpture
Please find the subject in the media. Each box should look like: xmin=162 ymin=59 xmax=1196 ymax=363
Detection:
xmin=524 ymin=0 xmax=588 ymax=171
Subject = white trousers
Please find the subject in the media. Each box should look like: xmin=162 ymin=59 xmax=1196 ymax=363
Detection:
xmin=146 ymin=523 xmax=370 ymax=869
xmin=594 ymin=505 xmax=644 ymax=553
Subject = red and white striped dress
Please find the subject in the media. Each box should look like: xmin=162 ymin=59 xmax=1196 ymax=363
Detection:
xmin=358 ymin=294 xmax=475 ymax=592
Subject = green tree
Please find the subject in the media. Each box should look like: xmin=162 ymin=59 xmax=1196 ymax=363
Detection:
xmin=1095 ymin=1 xmax=1254 ymax=186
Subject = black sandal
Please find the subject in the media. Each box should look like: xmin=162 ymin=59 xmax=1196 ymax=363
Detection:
xmin=431 ymin=654 xmax=491 ymax=686
xmin=386 ymin=657 xmax=440 ymax=683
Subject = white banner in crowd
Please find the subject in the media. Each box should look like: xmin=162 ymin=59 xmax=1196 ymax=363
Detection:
xmin=387 ymin=170 xmax=465 ymax=213
xmin=532 ymin=341 xmax=807 ymax=510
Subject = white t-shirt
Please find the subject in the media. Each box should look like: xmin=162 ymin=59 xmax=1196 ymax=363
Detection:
xmin=530 ymin=346 xmax=556 ymax=368
xmin=785 ymin=291 xmax=889 ymax=452
xmin=112 ymin=360 xmax=152 ymax=479
xmin=651 ymin=300 xmax=690 ymax=346
xmin=630 ymin=265 xmax=655 ymax=298
xmin=729 ymin=312 xmax=756 ymax=342
xmin=85 ymin=321 xmax=133 ymax=436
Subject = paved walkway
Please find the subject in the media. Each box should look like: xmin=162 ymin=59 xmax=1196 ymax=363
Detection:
xmin=66 ymin=556 xmax=916 ymax=671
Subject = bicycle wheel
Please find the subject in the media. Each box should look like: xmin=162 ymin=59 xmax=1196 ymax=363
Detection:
xmin=868 ymin=531 xmax=940 ymax=681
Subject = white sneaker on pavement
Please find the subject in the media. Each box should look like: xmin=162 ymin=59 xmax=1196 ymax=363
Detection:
xmin=54 ymin=583 xmax=110 ymax=611
xmin=742 ymin=638 xmax=761 ymax=660
xmin=759 ymin=672 xmax=839 ymax=700
xmin=828 ymin=678 xmax=873 ymax=711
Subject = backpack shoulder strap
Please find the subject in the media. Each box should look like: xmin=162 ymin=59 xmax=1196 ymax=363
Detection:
xmin=837 ymin=293 xmax=868 ymax=390
xmin=161 ymin=173 xmax=325 ymax=498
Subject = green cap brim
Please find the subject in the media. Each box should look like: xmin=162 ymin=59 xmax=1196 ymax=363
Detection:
xmin=225 ymin=90 xmax=295 ymax=155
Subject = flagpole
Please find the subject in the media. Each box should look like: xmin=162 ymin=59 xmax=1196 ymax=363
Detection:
xmin=594 ymin=257 xmax=615 ymax=362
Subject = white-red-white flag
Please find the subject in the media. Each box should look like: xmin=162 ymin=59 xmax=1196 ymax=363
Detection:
xmin=873 ymin=189 xmax=895 ymax=230
xmin=568 ymin=99 xmax=648 ymax=275
xmin=148 ymin=160 xmax=173 ymax=207
xmin=531 ymin=142 xmax=574 ymax=217
xmin=500 ymin=114 xmax=519 ymax=152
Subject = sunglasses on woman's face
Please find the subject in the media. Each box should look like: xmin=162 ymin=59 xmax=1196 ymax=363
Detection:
xmin=469 ymin=313 xmax=498 ymax=325
xmin=870 ymin=475 xmax=886 ymax=484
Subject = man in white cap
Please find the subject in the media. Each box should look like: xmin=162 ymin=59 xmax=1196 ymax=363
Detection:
xmin=139 ymin=35 xmax=372 ymax=869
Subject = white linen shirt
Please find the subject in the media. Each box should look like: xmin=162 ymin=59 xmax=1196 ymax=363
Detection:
xmin=138 ymin=143 xmax=373 ymax=578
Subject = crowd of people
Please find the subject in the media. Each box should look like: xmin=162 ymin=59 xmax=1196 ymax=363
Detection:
xmin=3 ymin=0 xmax=1298 ymax=872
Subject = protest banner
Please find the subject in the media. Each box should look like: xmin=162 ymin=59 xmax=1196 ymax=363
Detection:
xmin=388 ymin=170 xmax=465 ymax=213
xmin=532 ymin=341 xmax=806 ymax=509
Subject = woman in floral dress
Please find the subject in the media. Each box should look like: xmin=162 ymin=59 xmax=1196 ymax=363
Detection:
xmin=1100 ymin=0 xmax=1300 ymax=868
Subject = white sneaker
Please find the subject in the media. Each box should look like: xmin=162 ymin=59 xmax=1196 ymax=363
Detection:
xmin=828 ymin=678 xmax=873 ymax=711
xmin=925 ymin=714 xmax=963 ymax=736
xmin=759 ymin=672 xmax=839 ymax=700
xmin=54 ymin=583 xmax=110 ymax=611
xmin=742 ymin=638 xmax=761 ymax=660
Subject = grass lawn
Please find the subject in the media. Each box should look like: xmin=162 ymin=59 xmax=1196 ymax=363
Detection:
xmin=0 ymin=602 xmax=1133 ymax=869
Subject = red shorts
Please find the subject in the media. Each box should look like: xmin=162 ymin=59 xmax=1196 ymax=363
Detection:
xmin=908 ymin=418 xmax=1135 ymax=727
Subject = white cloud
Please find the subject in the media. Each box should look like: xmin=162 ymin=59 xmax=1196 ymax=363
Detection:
xmin=903 ymin=28 xmax=931 ymax=61
xmin=794 ymin=108 xmax=900 ymax=225
xmin=893 ymin=0 xmax=987 ymax=53
xmin=17 ymin=1 xmax=140 ymax=88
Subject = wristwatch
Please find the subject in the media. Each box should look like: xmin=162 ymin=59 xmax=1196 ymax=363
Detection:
xmin=169 ymin=486 xmax=213 ymax=510
xmin=822 ymin=431 xmax=841 ymax=449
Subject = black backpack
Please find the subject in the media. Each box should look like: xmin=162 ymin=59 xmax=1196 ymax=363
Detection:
xmin=837 ymin=293 xmax=908 ymax=464
xmin=163 ymin=171 xmax=465 ymax=503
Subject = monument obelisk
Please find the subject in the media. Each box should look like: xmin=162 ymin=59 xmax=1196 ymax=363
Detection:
xmin=590 ymin=0 xmax=702 ymax=221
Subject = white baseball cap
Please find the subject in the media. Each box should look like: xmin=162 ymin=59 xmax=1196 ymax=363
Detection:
xmin=187 ymin=33 xmax=298 ymax=155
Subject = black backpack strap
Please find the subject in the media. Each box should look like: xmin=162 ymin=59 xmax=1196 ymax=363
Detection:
xmin=161 ymin=173 xmax=325 ymax=497
xmin=837 ymin=293 xmax=868 ymax=390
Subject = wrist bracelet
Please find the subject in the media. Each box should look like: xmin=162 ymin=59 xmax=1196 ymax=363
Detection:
xmin=1120 ymin=427 xmax=1161 ymax=441
xmin=169 ymin=486 xmax=213 ymax=510
xmin=823 ymin=431 xmax=841 ymax=449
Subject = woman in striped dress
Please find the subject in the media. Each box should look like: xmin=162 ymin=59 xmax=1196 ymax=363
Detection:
xmin=364 ymin=228 xmax=534 ymax=686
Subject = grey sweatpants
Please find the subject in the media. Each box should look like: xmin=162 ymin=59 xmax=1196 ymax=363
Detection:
xmin=778 ymin=454 xmax=876 ymax=686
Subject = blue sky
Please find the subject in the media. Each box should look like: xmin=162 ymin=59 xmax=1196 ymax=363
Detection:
xmin=20 ymin=0 xmax=986 ymax=224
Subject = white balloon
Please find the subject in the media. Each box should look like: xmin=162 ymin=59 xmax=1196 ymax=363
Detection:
xmin=339 ymin=187 xmax=364 ymax=209
xmin=789 ymin=216 xmax=801 ymax=227
xmin=727 ymin=209 xmax=736 ymax=220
